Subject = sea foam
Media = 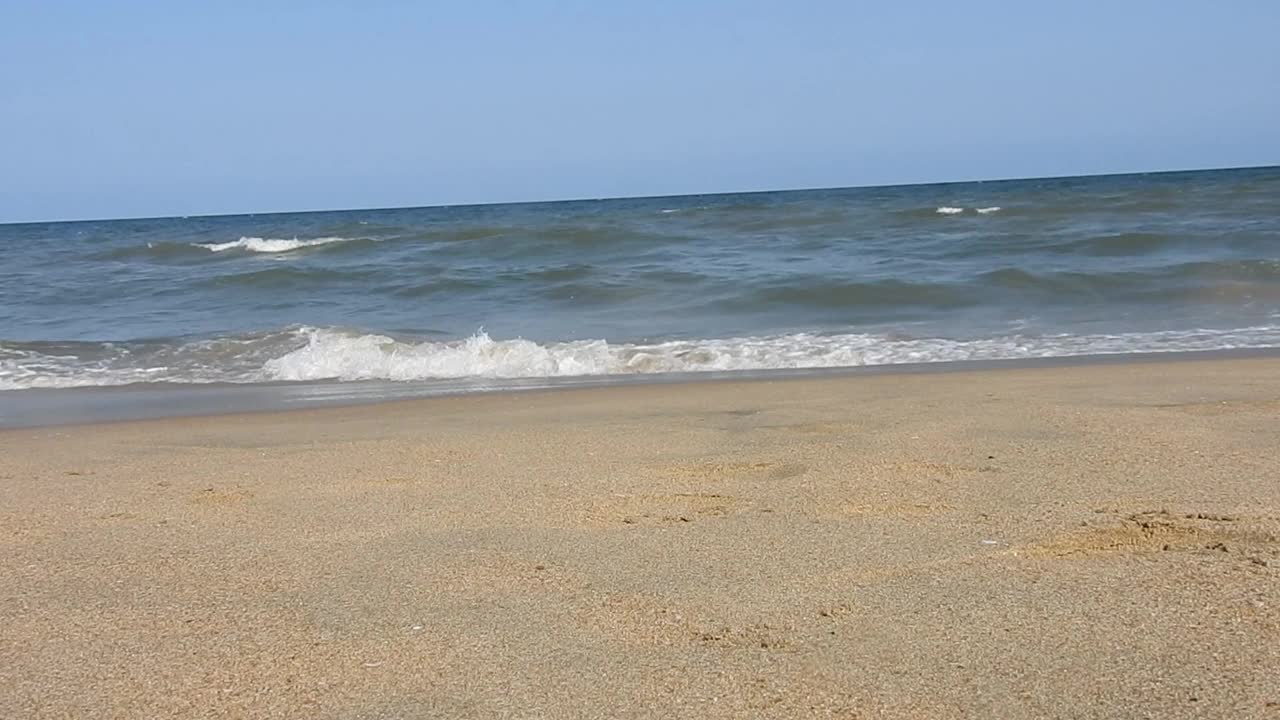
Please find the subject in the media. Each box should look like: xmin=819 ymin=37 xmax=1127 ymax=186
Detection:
xmin=936 ymin=206 xmax=1002 ymax=215
xmin=6 ymin=325 xmax=1280 ymax=391
xmin=259 ymin=326 xmax=1280 ymax=383
xmin=195 ymin=236 xmax=357 ymax=253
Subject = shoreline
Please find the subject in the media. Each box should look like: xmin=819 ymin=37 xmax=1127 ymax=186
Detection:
xmin=3 ymin=354 xmax=1278 ymax=718
xmin=4 ymin=345 xmax=1279 ymax=429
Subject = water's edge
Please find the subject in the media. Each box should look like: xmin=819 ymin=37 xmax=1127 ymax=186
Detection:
xmin=5 ymin=347 xmax=1276 ymax=430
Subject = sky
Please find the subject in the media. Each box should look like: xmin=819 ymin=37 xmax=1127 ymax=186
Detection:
xmin=2 ymin=1 xmax=1278 ymax=223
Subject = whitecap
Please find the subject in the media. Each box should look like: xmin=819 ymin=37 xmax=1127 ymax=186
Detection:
xmin=935 ymin=207 xmax=965 ymax=215
xmin=194 ymin=236 xmax=358 ymax=253
xmin=7 ymin=325 xmax=1280 ymax=390
xmin=257 ymin=326 xmax=1280 ymax=383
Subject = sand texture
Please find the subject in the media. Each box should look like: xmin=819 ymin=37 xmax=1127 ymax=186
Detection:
xmin=3 ymin=357 xmax=1279 ymax=718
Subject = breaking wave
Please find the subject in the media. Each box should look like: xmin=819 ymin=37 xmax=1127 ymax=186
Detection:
xmin=194 ymin=236 xmax=361 ymax=253
xmin=4 ymin=325 xmax=1279 ymax=390
xmin=935 ymin=206 xmax=1002 ymax=215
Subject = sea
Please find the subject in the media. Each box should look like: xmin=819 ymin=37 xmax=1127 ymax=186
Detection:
xmin=3 ymin=166 xmax=1279 ymax=425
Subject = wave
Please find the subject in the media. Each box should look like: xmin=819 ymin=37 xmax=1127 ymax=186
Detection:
xmin=197 ymin=266 xmax=381 ymax=290
xmin=657 ymin=205 xmax=712 ymax=215
xmin=194 ymin=236 xmax=361 ymax=253
xmin=0 ymin=330 xmax=304 ymax=390
xmin=5 ymin=325 xmax=1280 ymax=390
xmin=744 ymin=279 xmax=974 ymax=309
xmin=262 ymin=327 xmax=1280 ymax=382
xmin=94 ymin=242 xmax=213 ymax=261
xmin=1054 ymin=232 xmax=1176 ymax=257
xmin=97 ymin=236 xmax=373 ymax=262
xmin=935 ymin=206 xmax=1001 ymax=215
xmin=977 ymin=260 xmax=1280 ymax=300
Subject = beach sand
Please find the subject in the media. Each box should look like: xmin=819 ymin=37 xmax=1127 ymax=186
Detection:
xmin=3 ymin=357 xmax=1279 ymax=719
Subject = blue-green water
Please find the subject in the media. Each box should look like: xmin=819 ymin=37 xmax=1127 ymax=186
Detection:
xmin=2 ymin=167 xmax=1279 ymax=392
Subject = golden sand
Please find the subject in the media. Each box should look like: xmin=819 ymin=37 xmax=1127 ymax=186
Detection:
xmin=3 ymin=357 xmax=1279 ymax=718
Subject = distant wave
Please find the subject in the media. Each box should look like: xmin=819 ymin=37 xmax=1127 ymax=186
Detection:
xmin=91 ymin=236 xmax=373 ymax=263
xmin=196 ymin=266 xmax=382 ymax=290
xmin=194 ymin=236 xmax=360 ymax=253
xmin=5 ymin=325 xmax=1280 ymax=390
xmin=936 ymin=206 xmax=1002 ymax=215
xmin=93 ymin=242 xmax=211 ymax=261
xmin=1054 ymin=232 xmax=1175 ymax=256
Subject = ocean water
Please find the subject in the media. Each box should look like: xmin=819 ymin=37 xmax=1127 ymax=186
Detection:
xmin=2 ymin=167 xmax=1279 ymax=399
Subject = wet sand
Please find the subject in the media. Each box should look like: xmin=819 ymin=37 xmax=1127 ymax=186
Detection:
xmin=3 ymin=357 xmax=1279 ymax=718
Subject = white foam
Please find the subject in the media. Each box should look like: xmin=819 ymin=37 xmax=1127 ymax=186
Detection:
xmin=976 ymin=206 xmax=1002 ymax=214
xmin=0 ymin=351 xmax=172 ymax=390
xmin=195 ymin=236 xmax=356 ymax=253
xmin=935 ymin=207 xmax=965 ymax=215
xmin=0 ymin=365 xmax=167 ymax=390
xmin=260 ymin=326 xmax=1280 ymax=383
xmin=6 ymin=326 xmax=1280 ymax=391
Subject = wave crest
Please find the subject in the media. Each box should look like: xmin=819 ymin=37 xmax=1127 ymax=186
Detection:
xmin=260 ymin=326 xmax=1280 ymax=383
xmin=195 ymin=236 xmax=359 ymax=253
xmin=5 ymin=325 xmax=1280 ymax=390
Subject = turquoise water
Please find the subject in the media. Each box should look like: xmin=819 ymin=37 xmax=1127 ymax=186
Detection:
xmin=2 ymin=167 xmax=1278 ymax=392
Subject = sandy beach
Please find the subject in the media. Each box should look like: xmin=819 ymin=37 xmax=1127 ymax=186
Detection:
xmin=3 ymin=356 xmax=1278 ymax=719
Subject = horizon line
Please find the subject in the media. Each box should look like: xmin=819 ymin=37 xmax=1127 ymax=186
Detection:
xmin=4 ymin=162 xmax=1277 ymax=227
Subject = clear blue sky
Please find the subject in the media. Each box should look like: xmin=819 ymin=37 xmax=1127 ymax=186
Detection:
xmin=3 ymin=1 xmax=1278 ymax=223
